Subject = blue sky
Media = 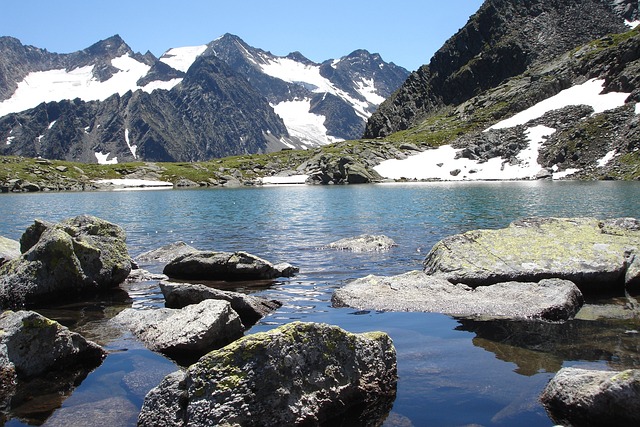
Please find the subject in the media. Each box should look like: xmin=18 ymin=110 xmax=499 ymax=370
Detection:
xmin=3 ymin=0 xmax=485 ymax=71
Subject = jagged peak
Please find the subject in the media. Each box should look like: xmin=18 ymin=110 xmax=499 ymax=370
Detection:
xmin=285 ymin=51 xmax=315 ymax=65
xmin=81 ymin=34 xmax=132 ymax=58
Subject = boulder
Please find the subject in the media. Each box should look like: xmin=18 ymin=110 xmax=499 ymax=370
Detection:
xmin=423 ymin=217 xmax=640 ymax=292
xmin=138 ymin=322 xmax=397 ymax=426
xmin=332 ymin=271 xmax=583 ymax=321
xmin=541 ymin=367 xmax=640 ymax=426
xmin=0 ymin=310 xmax=105 ymax=412
xmin=327 ymin=234 xmax=398 ymax=252
xmin=134 ymin=241 xmax=198 ymax=264
xmin=163 ymin=250 xmax=298 ymax=281
xmin=159 ymin=281 xmax=281 ymax=326
xmin=0 ymin=215 xmax=132 ymax=308
xmin=112 ymin=299 xmax=244 ymax=357
xmin=0 ymin=237 xmax=19 ymax=266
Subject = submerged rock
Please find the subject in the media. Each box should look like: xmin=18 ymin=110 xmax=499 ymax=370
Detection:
xmin=0 ymin=237 xmax=19 ymax=266
xmin=541 ymin=367 xmax=640 ymax=426
xmin=0 ymin=310 xmax=106 ymax=418
xmin=112 ymin=299 xmax=244 ymax=358
xmin=0 ymin=215 xmax=132 ymax=308
xmin=332 ymin=271 xmax=583 ymax=321
xmin=423 ymin=217 xmax=640 ymax=293
xmin=163 ymin=250 xmax=298 ymax=281
xmin=160 ymin=281 xmax=281 ymax=326
xmin=138 ymin=322 xmax=397 ymax=426
xmin=327 ymin=234 xmax=398 ymax=252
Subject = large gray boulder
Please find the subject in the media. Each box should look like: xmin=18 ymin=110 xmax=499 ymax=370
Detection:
xmin=0 ymin=215 xmax=132 ymax=308
xmin=327 ymin=234 xmax=398 ymax=252
xmin=0 ymin=310 xmax=106 ymax=413
xmin=0 ymin=237 xmax=19 ymax=267
xmin=159 ymin=281 xmax=281 ymax=326
xmin=541 ymin=367 xmax=640 ymax=426
xmin=423 ymin=217 xmax=640 ymax=293
xmin=112 ymin=299 xmax=244 ymax=358
xmin=163 ymin=250 xmax=298 ymax=281
xmin=332 ymin=271 xmax=583 ymax=321
xmin=138 ymin=322 xmax=397 ymax=426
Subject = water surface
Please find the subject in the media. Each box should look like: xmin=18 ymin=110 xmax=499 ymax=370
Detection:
xmin=1 ymin=181 xmax=639 ymax=426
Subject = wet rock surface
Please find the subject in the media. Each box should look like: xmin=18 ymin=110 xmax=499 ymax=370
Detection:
xmin=138 ymin=321 xmax=397 ymax=427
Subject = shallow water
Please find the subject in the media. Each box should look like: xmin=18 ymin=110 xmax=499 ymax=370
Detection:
xmin=1 ymin=181 xmax=640 ymax=426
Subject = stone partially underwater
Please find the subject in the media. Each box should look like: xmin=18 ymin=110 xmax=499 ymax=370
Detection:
xmin=0 ymin=215 xmax=132 ymax=308
xmin=138 ymin=322 xmax=397 ymax=427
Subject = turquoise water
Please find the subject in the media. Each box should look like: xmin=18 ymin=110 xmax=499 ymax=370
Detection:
xmin=1 ymin=181 xmax=640 ymax=426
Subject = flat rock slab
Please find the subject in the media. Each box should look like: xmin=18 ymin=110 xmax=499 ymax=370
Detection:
xmin=138 ymin=322 xmax=397 ymax=426
xmin=163 ymin=250 xmax=298 ymax=281
xmin=134 ymin=241 xmax=198 ymax=264
xmin=541 ymin=367 xmax=640 ymax=426
xmin=423 ymin=217 xmax=640 ymax=292
xmin=327 ymin=234 xmax=398 ymax=251
xmin=112 ymin=299 xmax=244 ymax=357
xmin=160 ymin=281 xmax=281 ymax=326
xmin=332 ymin=270 xmax=583 ymax=321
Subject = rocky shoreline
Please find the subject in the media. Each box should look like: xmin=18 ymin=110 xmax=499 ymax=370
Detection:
xmin=1 ymin=215 xmax=639 ymax=425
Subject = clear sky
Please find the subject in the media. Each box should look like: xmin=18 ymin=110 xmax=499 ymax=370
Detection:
xmin=2 ymin=0 xmax=485 ymax=72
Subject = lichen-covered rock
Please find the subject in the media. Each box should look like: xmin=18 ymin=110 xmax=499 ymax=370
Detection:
xmin=0 ymin=215 xmax=132 ymax=308
xmin=0 ymin=237 xmax=19 ymax=266
xmin=112 ymin=299 xmax=244 ymax=358
xmin=423 ymin=217 xmax=640 ymax=292
xmin=159 ymin=281 xmax=281 ymax=327
xmin=541 ymin=367 xmax=640 ymax=426
xmin=138 ymin=322 xmax=397 ymax=426
xmin=163 ymin=250 xmax=298 ymax=281
xmin=332 ymin=271 xmax=583 ymax=321
xmin=327 ymin=234 xmax=398 ymax=252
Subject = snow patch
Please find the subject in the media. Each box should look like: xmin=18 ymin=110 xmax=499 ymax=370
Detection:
xmin=260 ymin=175 xmax=309 ymax=185
xmin=596 ymin=149 xmax=617 ymax=167
xmin=626 ymin=20 xmax=640 ymax=29
xmin=0 ymin=54 xmax=182 ymax=117
xmin=6 ymin=136 xmax=14 ymax=145
xmin=124 ymin=128 xmax=137 ymax=159
xmin=272 ymin=99 xmax=343 ymax=146
xmin=356 ymin=78 xmax=385 ymax=105
xmin=636 ymin=103 xmax=640 ymax=115
xmin=374 ymin=125 xmax=556 ymax=181
xmin=93 ymin=178 xmax=173 ymax=189
xmin=488 ymin=79 xmax=630 ymax=130
xmin=95 ymin=151 xmax=118 ymax=165
xmin=47 ymin=120 xmax=57 ymax=129
xmin=159 ymin=45 xmax=208 ymax=72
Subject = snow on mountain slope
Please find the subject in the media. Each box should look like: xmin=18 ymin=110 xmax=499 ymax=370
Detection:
xmin=0 ymin=53 xmax=181 ymax=118
xmin=159 ymin=45 xmax=208 ymax=72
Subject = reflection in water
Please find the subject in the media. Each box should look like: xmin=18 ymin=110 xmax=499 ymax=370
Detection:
xmin=457 ymin=314 xmax=640 ymax=375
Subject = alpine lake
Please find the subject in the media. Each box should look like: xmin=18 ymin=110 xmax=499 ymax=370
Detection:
xmin=1 ymin=180 xmax=640 ymax=426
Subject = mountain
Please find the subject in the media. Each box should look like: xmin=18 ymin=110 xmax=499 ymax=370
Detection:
xmin=361 ymin=0 xmax=640 ymax=181
xmin=202 ymin=34 xmax=408 ymax=147
xmin=0 ymin=34 xmax=407 ymax=163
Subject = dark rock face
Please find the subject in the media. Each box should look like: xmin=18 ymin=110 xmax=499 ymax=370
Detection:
xmin=0 ymin=215 xmax=132 ymax=308
xmin=365 ymin=0 xmax=635 ymax=138
xmin=0 ymin=54 xmax=292 ymax=162
xmin=159 ymin=281 xmax=281 ymax=327
xmin=163 ymin=250 xmax=298 ymax=281
xmin=138 ymin=322 xmax=397 ymax=427
xmin=541 ymin=367 xmax=640 ymax=426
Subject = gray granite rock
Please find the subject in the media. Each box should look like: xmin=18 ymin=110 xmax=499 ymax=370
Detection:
xmin=0 ymin=237 xmax=19 ymax=266
xmin=138 ymin=322 xmax=397 ymax=426
xmin=327 ymin=234 xmax=398 ymax=252
xmin=332 ymin=270 xmax=583 ymax=321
